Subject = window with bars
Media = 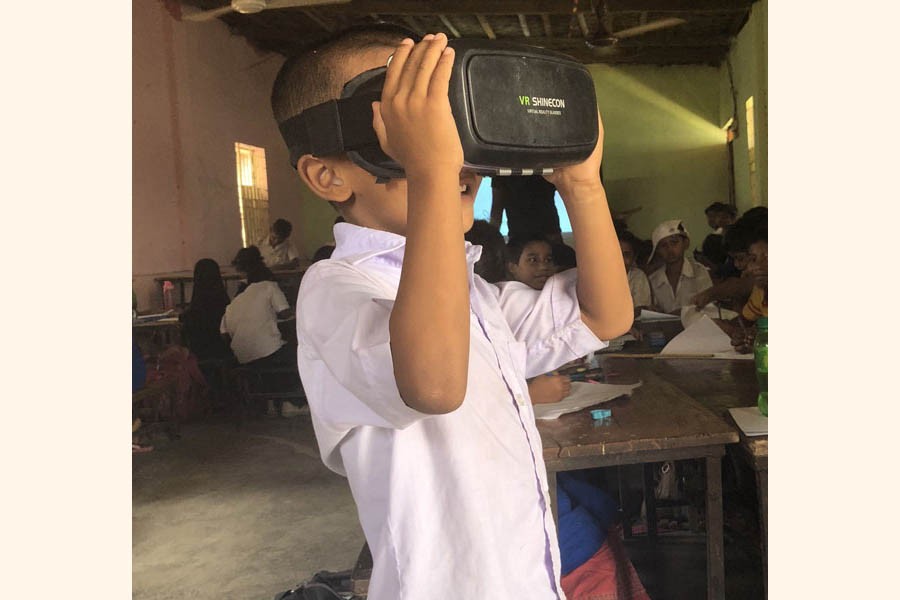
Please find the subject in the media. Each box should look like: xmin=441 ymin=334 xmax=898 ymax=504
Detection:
xmin=235 ymin=142 xmax=270 ymax=247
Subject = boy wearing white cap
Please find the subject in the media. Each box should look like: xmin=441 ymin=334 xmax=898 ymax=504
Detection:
xmin=647 ymin=219 xmax=713 ymax=314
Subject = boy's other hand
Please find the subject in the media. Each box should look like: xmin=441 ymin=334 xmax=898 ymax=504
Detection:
xmin=543 ymin=110 xmax=604 ymax=198
xmin=528 ymin=374 xmax=572 ymax=405
xmin=691 ymin=289 xmax=713 ymax=308
xmin=372 ymin=34 xmax=463 ymax=177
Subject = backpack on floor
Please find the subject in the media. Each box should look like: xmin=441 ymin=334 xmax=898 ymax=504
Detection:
xmin=273 ymin=570 xmax=357 ymax=600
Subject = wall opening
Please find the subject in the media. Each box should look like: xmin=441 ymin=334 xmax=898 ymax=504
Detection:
xmin=235 ymin=142 xmax=269 ymax=247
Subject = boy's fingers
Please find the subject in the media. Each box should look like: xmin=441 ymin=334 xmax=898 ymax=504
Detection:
xmin=428 ymin=45 xmax=455 ymax=99
xmin=412 ymin=33 xmax=448 ymax=97
xmin=396 ymin=35 xmax=432 ymax=97
xmin=382 ymin=38 xmax=414 ymax=99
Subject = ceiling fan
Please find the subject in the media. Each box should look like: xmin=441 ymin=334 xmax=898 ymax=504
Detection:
xmin=585 ymin=0 xmax=686 ymax=53
xmin=182 ymin=0 xmax=350 ymax=23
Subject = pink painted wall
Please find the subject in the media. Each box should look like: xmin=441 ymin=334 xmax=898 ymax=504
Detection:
xmin=132 ymin=0 xmax=335 ymax=310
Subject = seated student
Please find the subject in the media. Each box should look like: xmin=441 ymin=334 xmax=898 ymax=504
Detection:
xmin=464 ymin=219 xmax=508 ymax=283
xmin=704 ymin=201 xmax=737 ymax=235
xmin=222 ymin=247 xmax=301 ymax=414
xmin=506 ymin=233 xmax=557 ymax=291
xmin=727 ymin=225 xmax=768 ymax=353
xmin=694 ymin=202 xmax=736 ymax=275
xmin=690 ymin=210 xmax=766 ymax=310
xmin=180 ymin=259 xmax=231 ymax=362
xmin=502 ymin=232 xmax=573 ymax=404
xmin=258 ymin=218 xmax=301 ymax=269
xmin=275 ymin=28 xmax=632 ymax=598
xmin=647 ymin=219 xmax=713 ymax=314
xmin=617 ymin=230 xmax=651 ymax=313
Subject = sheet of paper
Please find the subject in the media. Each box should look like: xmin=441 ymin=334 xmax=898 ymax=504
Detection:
xmin=680 ymin=305 xmax=739 ymax=329
xmin=637 ymin=309 xmax=680 ymax=322
xmin=729 ymin=406 xmax=768 ymax=436
xmin=600 ymin=333 xmax=637 ymax=353
xmin=661 ymin=314 xmax=735 ymax=355
xmin=533 ymin=381 xmax=642 ymax=420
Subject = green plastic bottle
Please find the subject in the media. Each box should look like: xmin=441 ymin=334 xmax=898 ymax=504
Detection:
xmin=754 ymin=317 xmax=768 ymax=416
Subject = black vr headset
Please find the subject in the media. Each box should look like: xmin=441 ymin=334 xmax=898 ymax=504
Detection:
xmin=278 ymin=39 xmax=599 ymax=181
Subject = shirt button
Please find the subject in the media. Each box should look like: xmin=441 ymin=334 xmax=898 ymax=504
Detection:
xmin=514 ymin=393 xmax=524 ymax=406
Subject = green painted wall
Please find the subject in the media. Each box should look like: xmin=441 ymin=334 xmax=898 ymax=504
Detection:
xmin=589 ymin=64 xmax=730 ymax=244
xmin=720 ymin=0 xmax=768 ymax=213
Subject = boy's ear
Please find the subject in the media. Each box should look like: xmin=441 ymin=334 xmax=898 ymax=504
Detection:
xmin=296 ymin=155 xmax=352 ymax=203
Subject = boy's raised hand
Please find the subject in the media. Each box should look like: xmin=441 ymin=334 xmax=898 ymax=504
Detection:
xmin=372 ymin=33 xmax=463 ymax=177
xmin=543 ymin=111 xmax=605 ymax=197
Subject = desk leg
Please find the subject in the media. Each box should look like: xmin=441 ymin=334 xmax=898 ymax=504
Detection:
xmin=756 ymin=469 xmax=768 ymax=599
xmin=548 ymin=470 xmax=558 ymax=528
xmin=643 ymin=463 xmax=658 ymax=539
xmin=705 ymin=456 xmax=725 ymax=600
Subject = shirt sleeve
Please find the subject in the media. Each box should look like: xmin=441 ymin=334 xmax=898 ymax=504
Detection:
xmin=494 ymin=269 xmax=606 ymax=378
xmin=219 ymin=311 xmax=228 ymax=335
xmin=741 ymin=286 xmax=766 ymax=321
xmin=297 ymin=262 xmax=429 ymax=429
xmin=270 ymin=282 xmax=290 ymax=314
xmin=631 ymin=270 xmax=652 ymax=308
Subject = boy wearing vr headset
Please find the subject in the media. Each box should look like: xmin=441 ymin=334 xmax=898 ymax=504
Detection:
xmin=271 ymin=26 xmax=632 ymax=599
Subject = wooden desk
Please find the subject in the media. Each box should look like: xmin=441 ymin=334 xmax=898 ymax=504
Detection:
xmin=154 ymin=263 xmax=310 ymax=306
xmin=538 ymin=363 xmax=739 ymax=600
xmin=613 ymin=357 xmax=768 ymax=597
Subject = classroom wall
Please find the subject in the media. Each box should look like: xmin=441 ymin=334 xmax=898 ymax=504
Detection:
xmin=132 ymin=0 xmax=330 ymax=310
xmin=720 ymin=0 xmax=768 ymax=213
xmin=589 ymin=64 xmax=730 ymax=245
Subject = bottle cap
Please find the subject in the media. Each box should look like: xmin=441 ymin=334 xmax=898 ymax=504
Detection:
xmin=590 ymin=408 xmax=612 ymax=420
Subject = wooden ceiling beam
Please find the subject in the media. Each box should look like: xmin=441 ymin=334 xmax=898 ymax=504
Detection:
xmin=541 ymin=14 xmax=553 ymax=36
xmin=526 ymin=36 xmax=733 ymax=49
xmin=301 ymin=9 xmax=333 ymax=33
xmin=605 ymin=0 xmax=753 ymax=10
xmin=345 ymin=1 xmax=590 ymax=16
xmin=476 ymin=14 xmax=497 ymax=40
xmin=518 ymin=14 xmax=531 ymax=37
xmin=437 ymin=14 xmax=461 ymax=38
xmin=576 ymin=13 xmax=590 ymax=37
xmin=401 ymin=15 xmax=425 ymax=36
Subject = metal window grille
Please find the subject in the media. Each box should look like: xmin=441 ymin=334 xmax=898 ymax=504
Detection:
xmin=235 ymin=142 xmax=270 ymax=247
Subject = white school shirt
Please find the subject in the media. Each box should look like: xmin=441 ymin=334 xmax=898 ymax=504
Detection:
xmin=296 ymin=223 xmax=607 ymax=600
xmin=258 ymin=236 xmax=300 ymax=267
xmin=647 ymin=256 xmax=713 ymax=314
xmin=219 ymin=280 xmax=289 ymax=363
xmin=627 ymin=266 xmax=652 ymax=308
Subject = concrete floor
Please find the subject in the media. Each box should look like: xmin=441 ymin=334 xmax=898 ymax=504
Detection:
xmin=132 ymin=411 xmax=365 ymax=600
xmin=133 ymin=411 xmax=764 ymax=599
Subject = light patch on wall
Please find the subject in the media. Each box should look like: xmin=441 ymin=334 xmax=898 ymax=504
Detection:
xmin=596 ymin=67 xmax=724 ymax=145
xmin=235 ymin=142 xmax=270 ymax=247
xmin=745 ymin=96 xmax=760 ymax=206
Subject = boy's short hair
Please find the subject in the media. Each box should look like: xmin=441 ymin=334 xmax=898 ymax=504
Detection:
xmin=272 ymin=218 xmax=292 ymax=238
xmin=724 ymin=214 xmax=767 ymax=253
xmin=506 ymin=233 xmax=552 ymax=265
xmin=271 ymin=23 xmax=419 ymax=126
xmin=552 ymin=242 xmax=577 ymax=270
xmin=705 ymin=202 xmax=737 ymax=217
xmin=617 ymin=229 xmax=641 ymax=249
xmin=465 ymin=220 xmax=507 ymax=283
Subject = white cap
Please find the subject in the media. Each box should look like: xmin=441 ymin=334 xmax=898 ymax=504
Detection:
xmin=648 ymin=219 xmax=689 ymax=262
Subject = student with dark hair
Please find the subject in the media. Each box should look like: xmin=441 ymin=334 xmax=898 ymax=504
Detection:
xmin=617 ymin=230 xmax=651 ymax=312
xmin=222 ymin=247 xmax=292 ymax=365
xmin=258 ymin=218 xmax=301 ymax=269
xmin=272 ymin=29 xmax=633 ymax=599
xmin=704 ymin=202 xmax=737 ymax=234
xmin=552 ymin=242 xmax=577 ymax=271
xmin=690 ymin=211 xmax=767 ymax=310
xmin=506 ymin=233 xmax=556 ymax=291
xmin=464 ymin=219 xmax=507 ymax=283
xmin=180 ymin=259 xmax=231 ymax=362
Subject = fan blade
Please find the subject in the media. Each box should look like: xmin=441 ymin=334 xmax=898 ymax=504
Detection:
xmin=181 ymin=0 xmax=350 ymax=23
xmin=266 ymin=0 xmax=350 ymax=8
xmin=613 ymin=17 xmax=686 ymax=40
xmin=181 ymin=5 xmax=236 ymax=22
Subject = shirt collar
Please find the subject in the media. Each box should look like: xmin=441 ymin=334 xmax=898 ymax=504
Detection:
xmin=331 ymin=222 xmax=482 ymax=268
xmin=681 ymin=256 xmax=696 ymax=278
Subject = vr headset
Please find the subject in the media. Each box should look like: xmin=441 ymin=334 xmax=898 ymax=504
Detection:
xmin=278 ymin=39 xmax=598 ymax=181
